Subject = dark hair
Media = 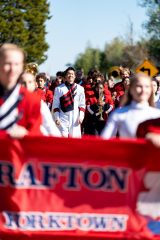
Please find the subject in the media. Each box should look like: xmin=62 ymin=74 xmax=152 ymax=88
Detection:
xmin=152 ymin=78 xmax=159 ymax=95
xmin=36 ymin=73 xmax=47 ymax=82
xmin=56 ymin=71 xmax=64 ymax=77
xmin=93 ymin=72 xmax=105 ymax=83
xmin=64 ymin=67 xmax=75 ymax=77
xmin=87 ymin=68 xmax=100 ymax=78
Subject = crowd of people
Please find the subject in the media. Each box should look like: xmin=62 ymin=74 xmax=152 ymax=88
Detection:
xmin=0 ymin=43 xmax=160 ymax=147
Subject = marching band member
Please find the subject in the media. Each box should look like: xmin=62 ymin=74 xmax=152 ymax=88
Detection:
xmin=0 ymin=43 xmax=42 ymax=138
xmin=112 ymin=66 xmax=131 ymax=107
xmin=86 ymin=82 xmax=113 ymax=135
xmin=20 ymin=72 xmax=61 ymax=137
xmin=137 ymin=117 xmax=160 ymax=148
xmin=52 ymin=67 xmax=85 ymax=138
xmin=101 ymin=73 xmax=160 ymax=139
xmin=49 ymin=71 xmax=64 ymax=96
xmin=36 ymin=72 xmax=53 ymax=109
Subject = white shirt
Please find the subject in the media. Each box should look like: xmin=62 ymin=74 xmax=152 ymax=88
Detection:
xmin=101 ymin=101 xmax=160 ymax=139
xmin=154 ymin=93 xmax=160 ymax=109
xmin=52 ymin=83 xmax=85 ymax=138
xmin=40 ymin=101 xmax=61 ymax=137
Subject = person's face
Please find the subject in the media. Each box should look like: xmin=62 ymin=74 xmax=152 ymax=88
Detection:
xmin=155 ymin=76 xmax=160 ymax=84
xmin=121 ymin=70 xmax=129 ymax=79
xmin=56 ymin=76 xmax=62 ymax=85
xmin=87 ymin=77 xmax=93 ymax=84
xmin=130 ymin=76 xmax=152 ymax=103
xmin=76 ymin=70 xmax=83 ymax=79
xmin=96 ymin=84 xmax=104 ymax=94
xmin=95 ymin=78 xmax=102 ymax=83
xmin=108 ymin=79 xmax=114 ymax=88
xmin=152 ymin=81 xmax=158 ymax=94
xmin=0 ymin=49 xmax=24 ymax=90
xmin=21 ymin=73 xmax=36 ymax=92
xmin=123 ymin=77 xmax=130 ymax=89
xmin=65 ymin=70 xmax=75 ymax=84
xmin=36 ymin=77 xmax=46 ymax=89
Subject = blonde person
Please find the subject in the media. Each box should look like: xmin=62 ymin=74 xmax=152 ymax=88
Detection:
xmin=20 ymin=72 xmax=61 ymax=137
xmin=0 ymin=43 xmax=42 ymax=138
xmin=101 ymin=73 xmax=160 ymax=139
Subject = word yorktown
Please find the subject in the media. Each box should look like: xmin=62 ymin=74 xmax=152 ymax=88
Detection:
xmin=3 ymin=212 xmax=128 ymax=231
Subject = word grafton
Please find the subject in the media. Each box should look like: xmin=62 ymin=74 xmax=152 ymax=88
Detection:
xmin=0 ymin=161 xmax=130 ymax=191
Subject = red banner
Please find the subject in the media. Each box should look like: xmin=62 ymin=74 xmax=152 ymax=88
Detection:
xmin=0 ymin=135 xmax=160 ymax=240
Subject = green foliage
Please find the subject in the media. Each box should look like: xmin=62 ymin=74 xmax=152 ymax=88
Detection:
xmin=74 ymin=1 xmax=160 ymax=74
xmin=138 ymin=0 xmax=160 ymax=65
xmin=104 ymin=37 xmax=148 ymax=71
xmin=121 ymin=41 xmax=149 ymax=69
xmin=74 ymin=46 xmax=104 ymax=75
xmin=104 ymin=38 xmax=126 ymax=68
xmin=146 ymin=9 xmax=160 ymax=38
xmin=140 ymin=0 xmax=160 ymax=38
xmin=147 ymin=38 xmax=160 ymax=63
xmin=74 ymin=37 xmax=149 ymax=75
xmin=0 ymin=0 xmax=51 ymax=64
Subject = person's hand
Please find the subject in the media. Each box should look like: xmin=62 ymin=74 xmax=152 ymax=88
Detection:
xmin=95 ymin=112 xmax=100 ymax=116
xmin=105 ymin=110 xmax=109 ymax=116
xmin=98 ymin=101 xmax=105 ymax=106
xmin=55 ymin=119 xmax=61 ymax=126
xmin=146 ymin=132 xmax=160 ymax=148
xmin=78 ymin=111 xmax=84 ymax=124
xmin=77 ymin=117 xmax=83 ymax=124
xmin=7 ymin=124 xmax=28 ymax=139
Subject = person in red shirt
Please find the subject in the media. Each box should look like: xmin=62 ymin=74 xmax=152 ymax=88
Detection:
xmin=86 ymin=82 xmax=113 ymax=135
xmin=0 ymin=43 xmax=42 ymax=138
xmin=137 ymin=118 xmax=160 ymax=147
xmin=36 ymin=73 xmax=53 ymax=109
xmin=20 ymin=72 xmax=61 ymax=137
xmin=93 ymin=72 xmax=114 ymax=107
xmin=84 ymin=71 xmax=114 ymax=107
xmin=83 ymin=71 xmax=114 ymax=135
xmin=113 ymin=66 xmax=131 ymax=107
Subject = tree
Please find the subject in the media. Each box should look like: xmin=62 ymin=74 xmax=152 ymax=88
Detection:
xmin=104 ymin=37 xmax=126 ymax=68
xmin=139 ymin=0 xmax=160 ymax=38
xmin=74 ymin=46 xmax=103 ymax=75
xmin=147 ymin=38 xmax=160 ymax=63
xmin=139 ymin=0 xmax=160 ymax=64
xmin=121 ymin=40 xmax=149 ymax=69
xmin=0 ymin=0 xmax=51 ymax=64
xmin=74 ymin=37 xmax=149 ymax=75
xmin=104 ymin=37 xmax=148 ymax=72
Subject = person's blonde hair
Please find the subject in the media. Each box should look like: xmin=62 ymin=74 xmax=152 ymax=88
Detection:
xmin=121 ymin=73 xmax=154 ymax=107
xmin=0 ymin=43 xmax=26 ymax=62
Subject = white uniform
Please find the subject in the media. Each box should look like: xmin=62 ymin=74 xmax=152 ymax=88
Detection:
xmin=101 ymin=100 xmax=160 ymax=139
xmin=52 ymin=83 xmax=85 ymax=138
xmin=40 ymin=101 xmax=61 ymax=137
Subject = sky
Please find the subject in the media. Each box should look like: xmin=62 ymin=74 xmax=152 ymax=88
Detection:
xmin=39 ymin=0 xmax=148 ymax=76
